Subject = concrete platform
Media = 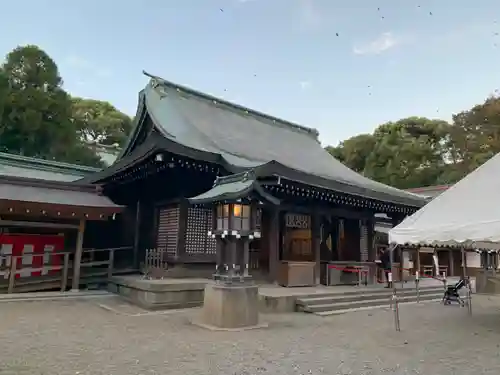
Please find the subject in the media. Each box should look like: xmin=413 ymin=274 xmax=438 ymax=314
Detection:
xmin=108 ymin=275 xmax=475 ymax=313
xmin=108 ymin=275 xmax=211 ymax=310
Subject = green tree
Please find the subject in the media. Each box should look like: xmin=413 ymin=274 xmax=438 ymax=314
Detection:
xmin=0 ymin=45 xmax=104 ymax=167
xmin=0 ymin=68 xmax=8 ymax=121
xmin=448 ymin=95 xmax=500 ymax=177
xmin=71 ymin=97 xmax=132 ymax=147
xmin=325 ymin=145 xmax=344 ymax=163
xmin=326 ymin=134 xmax=376 ymax=173
xmin=362 ymin=117 xmax=452 ymax=189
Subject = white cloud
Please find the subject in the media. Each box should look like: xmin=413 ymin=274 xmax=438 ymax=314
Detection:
xmin=352 ymin=32 xmax=401 ymax=56
xmin=299 ymin=80 xmax=312 ymax=90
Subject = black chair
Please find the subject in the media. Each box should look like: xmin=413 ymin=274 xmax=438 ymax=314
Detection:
xmin=442 ymin=278 xmax=467 ymax=306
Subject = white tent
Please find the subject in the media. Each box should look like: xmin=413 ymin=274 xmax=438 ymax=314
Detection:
xmin=389 ymin=152 xmax=500 ymax=250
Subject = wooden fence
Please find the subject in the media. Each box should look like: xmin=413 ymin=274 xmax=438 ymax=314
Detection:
xmin=0 ymin=246 xmax=132 ymax=293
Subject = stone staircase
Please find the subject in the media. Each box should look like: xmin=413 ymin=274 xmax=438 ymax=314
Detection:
xmin=296 ymin=286 xmax=444 ymax=316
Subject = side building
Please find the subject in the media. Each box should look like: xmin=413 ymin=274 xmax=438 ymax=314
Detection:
xmin=84 ymin=72 xmax=426 ymax=286
xmin=0 ymin=152 xmax=123 ymax=292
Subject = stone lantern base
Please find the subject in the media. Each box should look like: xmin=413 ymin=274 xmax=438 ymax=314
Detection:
xmin=194 ymin=283 xmax=268 ymax=331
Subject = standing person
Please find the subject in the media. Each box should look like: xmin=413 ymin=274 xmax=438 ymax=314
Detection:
xmin=379 ymin=248 xmax=392 ymax=288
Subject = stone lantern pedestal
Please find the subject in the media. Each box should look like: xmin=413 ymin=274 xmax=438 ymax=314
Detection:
xmin=196 ymin=228 xmax=267 ymax=331
xmin=188 ymin=172 xmax=279 ymax=331
xmin=200 ymin=283 xmax=262 ymax=330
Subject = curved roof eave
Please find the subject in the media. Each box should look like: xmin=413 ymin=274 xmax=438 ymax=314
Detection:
xmin=252 ymin=161 xmax=426 ymax=208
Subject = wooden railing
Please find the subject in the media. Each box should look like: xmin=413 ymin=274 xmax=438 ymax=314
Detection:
xmin=421 ymin=265 xmax=448 ymax=277
xmin=325 ymin=261 xmax=379 ymax=286
xmin=143 ymin=248 xmax=168 ymax=279
xmin=80 ymin=247 xmax=133 ymax=278
xmin=0 ymin=246 xmax=132 ymax=294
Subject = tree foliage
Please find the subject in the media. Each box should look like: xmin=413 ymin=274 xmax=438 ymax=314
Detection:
xmin=0 ymin=68 xmax=8 ymax=120
xmin=327 ymin=107 xmax=500 ymax=189
xmin=0 ymin=45 xmax=132 ymax=167
xmin=326 ymin=134 xmax=375 ymax=174
xmin=1 ymin=45 xmax=80 ymax=158
xmin=448 ymin=95 xmax=500 ymax=174
xmin=71 ymin=97 xmax=133 ymax=147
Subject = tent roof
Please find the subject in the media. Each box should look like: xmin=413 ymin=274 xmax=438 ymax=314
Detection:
xmin=389 ymin=152 xmax=500 ymax=249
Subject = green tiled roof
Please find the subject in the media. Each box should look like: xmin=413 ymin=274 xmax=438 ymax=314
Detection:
xmin=188 ymin=172 xmax=280 ymax=205
xmin=112 ymin=72 xmax=425 ymax=208
xmin=0 ymin=152 xmax=101 ymax=182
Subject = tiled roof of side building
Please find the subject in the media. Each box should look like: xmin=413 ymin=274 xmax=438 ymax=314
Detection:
xmin=0 ymin=152 xmax=101 ymax=182
xmin=405 ymin=185 xmax=452 ymax=199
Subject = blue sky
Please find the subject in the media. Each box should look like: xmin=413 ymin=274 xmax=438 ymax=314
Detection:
xmin=1 ymin=0 xmax=500 ymax=146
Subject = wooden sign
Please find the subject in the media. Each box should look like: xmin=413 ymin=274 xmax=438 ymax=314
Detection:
xmin=285 ymin=213 xmax=310 ymax=229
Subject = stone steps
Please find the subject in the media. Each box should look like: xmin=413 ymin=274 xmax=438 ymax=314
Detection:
xmin=314 ymin=298 xmax=443 ymax=316
xmin=296 ymin=286 xmax=445 ymax=316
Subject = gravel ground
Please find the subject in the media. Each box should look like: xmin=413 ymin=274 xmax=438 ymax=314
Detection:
xmin=2 ymin=295 xmax=500 ymax=375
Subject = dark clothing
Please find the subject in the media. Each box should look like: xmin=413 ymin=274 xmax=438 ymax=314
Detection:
xmin=380 ymin=251 xmax=391 ymax=270
xmin=379 ymin=251 xmax=392 ymax=288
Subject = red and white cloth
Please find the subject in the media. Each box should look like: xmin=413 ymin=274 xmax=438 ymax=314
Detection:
xmin=0 ymin=234 xmax=64 ymax=279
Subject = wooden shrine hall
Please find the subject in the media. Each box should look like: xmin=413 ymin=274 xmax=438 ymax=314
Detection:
xmin=84 ymin=72 xmax=427 ymax=287
xmin=0 ymin=174 xmax=123 ymax=293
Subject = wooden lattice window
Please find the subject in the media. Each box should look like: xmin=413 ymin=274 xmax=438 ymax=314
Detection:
xmin=186 ymin=207 xmax=216 ymax=254
xmin=157 ymin=206 xmax=180 ymax=255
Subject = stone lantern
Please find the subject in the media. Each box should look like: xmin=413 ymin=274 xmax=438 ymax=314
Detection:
xmin=188 ymin=171 xmax=278 ymax=330
xmin=210 ymin=201 xmax=261 ymax=284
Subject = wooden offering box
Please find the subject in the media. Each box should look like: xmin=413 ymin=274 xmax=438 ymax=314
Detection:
xmin=277 ymin=261 xmax=315 ymax=287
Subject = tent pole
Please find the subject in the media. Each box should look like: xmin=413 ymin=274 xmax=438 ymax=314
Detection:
xmin=461 ymin=246 xmax=472 ymax=315
xmin=389 ymin=243 xmax=395 ymax=288
xmin=389 ymin=242 xmax=400 ymax=332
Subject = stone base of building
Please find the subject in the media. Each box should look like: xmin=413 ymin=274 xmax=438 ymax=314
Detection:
xmin=194 ymin=283 xmax=267 ymax=331
xmin=475 ymin=273 xmax=500 ymax=294
xmin=108 ymin=275 xmax=209 ymax=310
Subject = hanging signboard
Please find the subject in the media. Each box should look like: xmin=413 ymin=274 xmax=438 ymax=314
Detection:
xmin=285 ymin=213 xmax=310 ymax=229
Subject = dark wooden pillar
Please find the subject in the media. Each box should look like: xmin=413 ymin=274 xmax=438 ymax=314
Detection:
xmin=461 ymin=247 xmax=467 ymax=278
xmin=268 ymin=207 xmax=280 ymax=283
xmin=448 ymin=249 xmax=455 ymax=277
xmin=132 ymin=200 xmax=141 ymax=268
xmin=71 ymin=219 xmax=86 ymax=291
xmin=176 ymin=200 xmax=189 ymax=260
xmin=311 ymin=212 xmax=321 ymax=285
xmin=398 ymin=246 xmax=403 ymax=281
xmin=337 ymin=219 xmax=344 ymax=261
xmin=367 ymin=217 xmax=376 ymax=261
